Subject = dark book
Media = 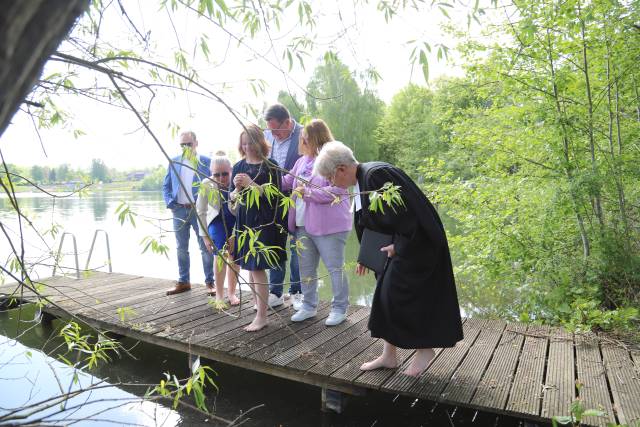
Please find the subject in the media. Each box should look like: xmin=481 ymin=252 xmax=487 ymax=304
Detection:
xmin=358 ymin=228 xmax=393 ymax=274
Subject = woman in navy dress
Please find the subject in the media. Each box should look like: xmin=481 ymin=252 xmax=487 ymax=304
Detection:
xmin=230 ymin=124 xmax=287 ymax=331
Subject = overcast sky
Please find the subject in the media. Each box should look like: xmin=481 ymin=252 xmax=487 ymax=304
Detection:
xmin=0 ymin=1 xmax=494 ymax=171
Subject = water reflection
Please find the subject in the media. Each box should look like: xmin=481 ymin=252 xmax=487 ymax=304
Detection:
xmin=0 ymin=307 xmax=185 ymax=426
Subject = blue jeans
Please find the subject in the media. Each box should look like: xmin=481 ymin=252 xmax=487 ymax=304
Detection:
xmin=172 ymin=205 xmax=214 ymax=284
xmin=269 ymin=235 xmax=301 ymax=297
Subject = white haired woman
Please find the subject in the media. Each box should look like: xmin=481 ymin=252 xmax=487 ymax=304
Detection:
xmin=313 ymin=141 xmax=463 ymax=377
xmin=197 ymin=151 xmax=240 ymax=305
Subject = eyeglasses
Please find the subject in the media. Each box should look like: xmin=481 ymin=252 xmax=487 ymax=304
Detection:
xmin=213 ymin=172 xmax=230 ymax=178
xmin=180 ymin=142 xmax=194 ymax=147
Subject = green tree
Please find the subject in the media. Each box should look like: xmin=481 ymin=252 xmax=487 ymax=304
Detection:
xmin=90 ymin=159 xmax=109 ymax=183
xmin=277 ymin=90 xmax=306 ymax=123
xmin=306 ymin=54 xmax=384 ymax=162
xmin=30 ymin=165 xmax=45 ymax=183
xmin=56 ymin=164 xmax=70 ymax=182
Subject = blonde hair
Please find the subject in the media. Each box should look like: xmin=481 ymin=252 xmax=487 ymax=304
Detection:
xmin=238 ymin=124 xmax=270 ymax=158
xmin=300 ymin=119 xmax=334 ymax=156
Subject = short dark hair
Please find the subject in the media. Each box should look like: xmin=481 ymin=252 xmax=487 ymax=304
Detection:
xmin=264 ymin=103 xmax=290 ymax=122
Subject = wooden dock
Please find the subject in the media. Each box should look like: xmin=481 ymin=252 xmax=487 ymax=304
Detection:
xmin=1 ymin=272 xmax=639 ymax=426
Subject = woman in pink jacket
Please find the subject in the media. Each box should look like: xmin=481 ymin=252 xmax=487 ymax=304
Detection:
xmin=282 ymin=119 xmax=353 ymax=326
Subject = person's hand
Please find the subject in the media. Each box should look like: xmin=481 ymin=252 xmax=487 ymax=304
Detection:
xmin=294 ymin=185 xmax=305 ymax=196
xmin=233 ymin=173 xmax=252 ymax=189
xmin=380 ymin=244 xmax=395 ymax=258
xmin=204 ymin=238 xmax=214 ymax=253
xmin=355 ymin=263 xmax=369 ymax=276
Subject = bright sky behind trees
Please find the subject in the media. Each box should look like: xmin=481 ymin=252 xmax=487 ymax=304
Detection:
xmin=0 ymin=1 xmax=492 ymax=170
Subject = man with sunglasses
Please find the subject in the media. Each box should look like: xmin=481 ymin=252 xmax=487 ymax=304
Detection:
xmin=263 ymin=103 xmax=303 ymax=309
xmin=162 ymin=131 xmax=214 ymax=295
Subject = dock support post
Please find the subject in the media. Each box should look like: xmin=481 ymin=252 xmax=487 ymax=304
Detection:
xmin=321 ymin=388 xmax=347 ymax=413
xmin=41 ymin=311 xmax=57 ymax=326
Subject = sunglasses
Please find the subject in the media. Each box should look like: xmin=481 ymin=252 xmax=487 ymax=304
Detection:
xmin=213 ymin=172 xmax=230 ymax=178
xmin=180 ymin=142 xmax=194 ymax=147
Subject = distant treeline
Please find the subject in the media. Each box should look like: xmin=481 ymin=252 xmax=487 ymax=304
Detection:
xmin=6 ymin=159 xmax=165 ymax=190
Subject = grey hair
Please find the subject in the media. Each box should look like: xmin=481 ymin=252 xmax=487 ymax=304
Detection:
xmin=210 ymin=150 xmax=232 ymax=172
xmin=180 ymin=130 xmax=197 ymax=141
xmin=313 ymin=141 xmax=357 ymax=179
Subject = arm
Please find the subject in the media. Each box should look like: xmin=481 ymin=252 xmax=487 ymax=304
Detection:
xmin=196 ymin=180 xmax=212 ymax=237
xmin=304 ymin=182 xmax=349 ymax=205
xmin=162 ymin=164 xmax=174 ymax=209
xmin=281 ymin=156 xmax=304 ymax=191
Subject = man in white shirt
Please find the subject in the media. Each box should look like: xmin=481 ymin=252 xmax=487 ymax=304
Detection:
xmin=162 ymin=131 xmax=214 ymax=295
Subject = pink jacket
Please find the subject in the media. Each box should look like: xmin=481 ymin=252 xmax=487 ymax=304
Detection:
xmin=282 ymin=156 xmax=352 ymax=236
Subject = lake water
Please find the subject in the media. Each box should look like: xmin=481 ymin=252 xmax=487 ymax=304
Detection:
xmin=0 ymin=190 xmax=511 ymax=426
xmin=0 ymin=190 xmax=378 ymax=306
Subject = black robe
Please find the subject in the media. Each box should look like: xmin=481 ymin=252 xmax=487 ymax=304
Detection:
xmin=355 ymin=162 xmax=463 ymax=349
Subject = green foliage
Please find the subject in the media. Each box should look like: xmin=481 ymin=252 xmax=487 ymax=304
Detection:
xmin=58 ymin=322 xmax=121 ymax=371
xmin=400 ymin=0 xmax=640 ymax=332
xmin=114 ymin=201 xmax=137 ymax=226
xmin=137 ymin=166 xmax=166 ymax=191
xmin=90 ymin=159 xmax=110 ymax=183
xmin=147 ymin=362 xmax=218 ymax=412
xmin=552 ymin=397 xmax=608 ymax=427
xmin=140 ymin=235 xmax=170 ymax=258
xmin=306 ymin=53 xmax=384 ymax=162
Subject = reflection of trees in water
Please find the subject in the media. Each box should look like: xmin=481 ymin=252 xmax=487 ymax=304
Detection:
xmin=90 ymin=192 xmax=108 ymax=220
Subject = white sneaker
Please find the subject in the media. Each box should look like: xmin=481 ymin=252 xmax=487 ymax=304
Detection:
xmin=291 ymin=309 xmax=317 ymax=322
xmin=325 ymin=312 xmax=347 ymax=326
xmin=291 ymin=293 xmax=304 ymax=311
xmin=267 ymin=293 xmax=284 ymax=308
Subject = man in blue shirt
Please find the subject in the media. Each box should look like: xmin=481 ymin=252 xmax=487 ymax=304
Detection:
xmin=162 ymin=131 xmax=214 ymax=295
xmin=264 ymin=104 xmax=302 ymax=309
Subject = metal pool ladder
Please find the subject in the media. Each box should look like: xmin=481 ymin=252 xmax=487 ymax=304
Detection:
xmin=52 ymin=229 xmax=112 ymax=279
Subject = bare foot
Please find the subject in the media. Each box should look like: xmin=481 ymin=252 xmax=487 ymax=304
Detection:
xmin=244 ymin=317 xmax=267 ymax=332
xmin=360 ymin=355 xmax=398 ymax=371
xmin=228 ymin=294 xmax=240 ymax=306
xmin=403 ymin=348 xmax=435 ymax=377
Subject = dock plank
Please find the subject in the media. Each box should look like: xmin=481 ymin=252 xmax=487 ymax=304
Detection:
xmin=441 ymin=319 xmax=506 ymax=404
xmin=287 ymin=316 xmax=370 ymax=371
xmin=471 ymin=322 xmax=526 ymax=411
xmin=541 ymin=327 xmax=575 ymax=420
xmin=575 ymin=333 xmax=617 ymax=427
xmin=264 ymin=307 xmax=369 ymax=365
xmin=505 ymin=324 xmax=550 ymax=417
xmin=601 ymin=342 xmax=640 ymax=427
xmin=410 ymin=319 xmax=483 ymax=400
xmin=229 ymin=303 xmax=333 ymax=357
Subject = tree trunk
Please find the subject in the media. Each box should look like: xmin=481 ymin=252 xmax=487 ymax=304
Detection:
xmin=546 ymin=29 xmax=590 ymax=260
xmin=578 ymin=2 xmax=605 ymax=230
xmin=0 ymin=0 xmax=88 ymax=137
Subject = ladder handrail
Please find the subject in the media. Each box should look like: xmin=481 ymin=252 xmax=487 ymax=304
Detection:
xmin=85 ymin=229 xmax=112 ymax=273
xmin=52 ymin=232 xmax=80 ymax=279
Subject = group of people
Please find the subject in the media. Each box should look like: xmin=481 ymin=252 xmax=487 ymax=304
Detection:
xmin=161 ymin=103 xmax=463 ymax=377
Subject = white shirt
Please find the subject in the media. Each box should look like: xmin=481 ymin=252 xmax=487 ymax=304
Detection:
xmin=352 ymin=182 xmax=362 ymax=213
xmin=176 ymin=158 xmax=195 ymax=204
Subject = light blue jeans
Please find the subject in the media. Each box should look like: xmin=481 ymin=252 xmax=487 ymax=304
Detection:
xmin=297 ymin=227 xmax=349 ymax=314
xmin=269 ymin=235 xmax=301 ymax=297
xmin=172 ymin=205 xmax=214 ymax=284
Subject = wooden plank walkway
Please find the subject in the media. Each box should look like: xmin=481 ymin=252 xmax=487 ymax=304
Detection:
xmin=1 ymin=272 xmax=639 ymax=426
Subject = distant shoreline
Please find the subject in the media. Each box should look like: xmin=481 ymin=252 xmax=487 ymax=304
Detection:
xmin=9 ymin=182 xmax=160 ymax=194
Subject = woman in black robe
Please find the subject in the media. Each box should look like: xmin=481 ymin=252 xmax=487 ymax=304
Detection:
xmin=314 ymin=141 xmax=463 ymax=377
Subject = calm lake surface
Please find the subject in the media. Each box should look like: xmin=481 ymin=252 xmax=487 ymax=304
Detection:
xmin=0 ymin=190 xmax=508 ymax=426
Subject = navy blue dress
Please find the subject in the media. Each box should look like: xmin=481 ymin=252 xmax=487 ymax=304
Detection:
xmin=207 ymin=189 xmax=236 ymax=251
xmin=230 ymin=159 xmax=287 ymax=271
